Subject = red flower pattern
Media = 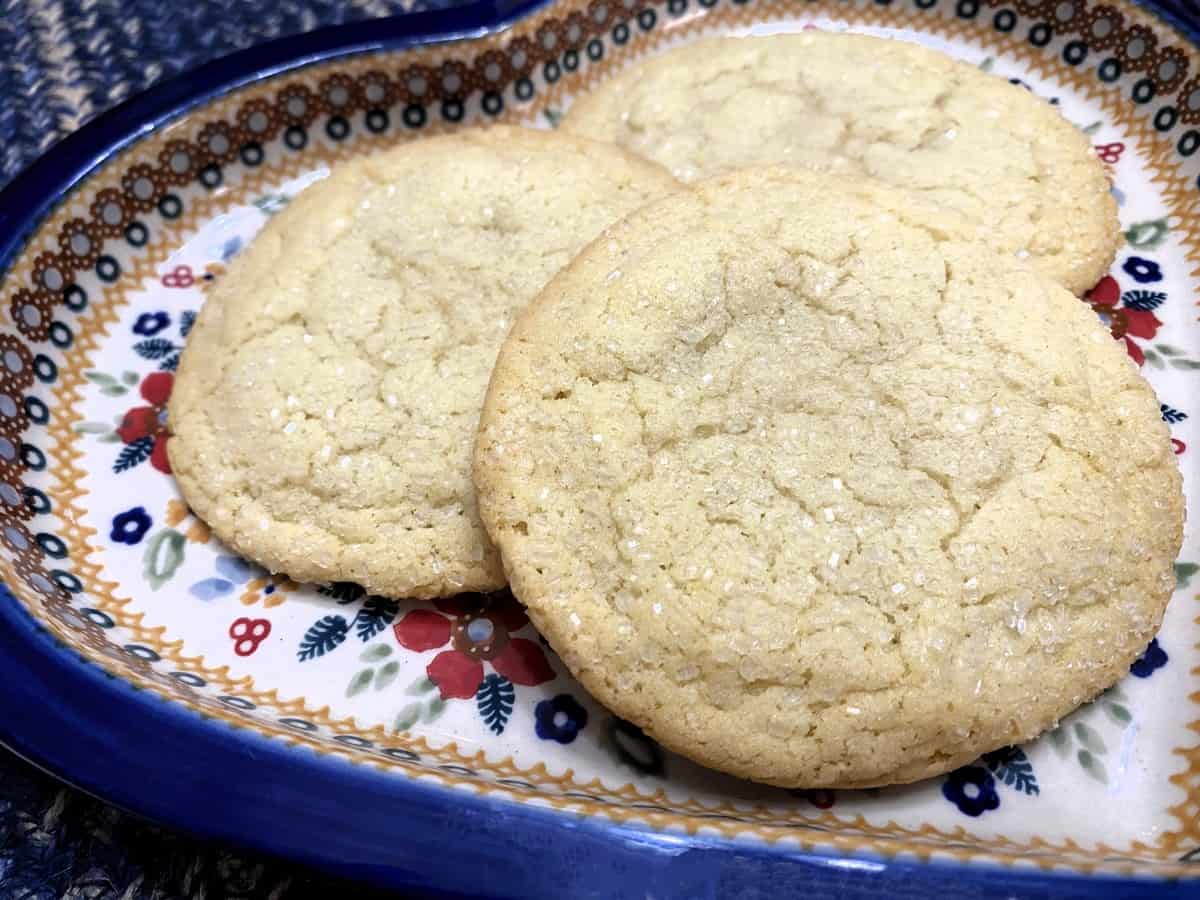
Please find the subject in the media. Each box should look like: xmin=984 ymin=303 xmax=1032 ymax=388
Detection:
xmin=117 ymin=371 xmax=173 ymax=473
xmin=1085 ymin=275 xmax=1161 ymax=366
xmin=394 ymin=592 xmax=555 ymax=699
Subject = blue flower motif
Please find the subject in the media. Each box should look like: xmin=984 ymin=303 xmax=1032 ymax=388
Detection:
xmin=216 ymin=555 xmax=263 ymax=581
xmin=535 ymin=694 xmax=589 ymax=744
xmin=1122 ymin=256 xmax=1163 ymax=284
xmin=110 ymin=507 xmax=152 ymax=545
xmin=1130 ymin=638 xmax=1168 ymax=678
xmin=189 ymin=555 xmax=264 ymax=600
xmin=942 ymin=765 xmax=1000 ymax=817
xmin=219 ymin=236 xmax=243 ymax=262
xmin=189 ymin=578 xmax=233 ymax=601
xmin=606 ymin=719 xmax=665 ymax=776
xmin=133 ymin=311 xmax=171 ymax=336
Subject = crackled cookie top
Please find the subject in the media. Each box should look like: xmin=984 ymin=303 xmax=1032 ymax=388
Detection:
xmin=563 ymin=32 xmax=1118 ymax=295
xmin=168 ymin=126 xmax=676 ymax=599
xmin=474 ymin=168 xmax=1182 ymax=788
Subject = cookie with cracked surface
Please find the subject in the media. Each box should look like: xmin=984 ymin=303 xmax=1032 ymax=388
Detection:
xmin=563 ymin=32 xmax=1118 ymax=295
xmin=473 ymin=168 xmax=1183 ymax=788
xmin=168 ymin=126 xmax=676 ymax=599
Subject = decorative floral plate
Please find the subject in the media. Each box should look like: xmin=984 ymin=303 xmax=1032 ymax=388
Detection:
xmin=0 ymin=0 xmax=1197 ymax=895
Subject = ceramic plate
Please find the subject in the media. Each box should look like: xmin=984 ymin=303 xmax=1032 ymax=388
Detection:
xmin=0 ymin=0 xmax=1197 ymax=895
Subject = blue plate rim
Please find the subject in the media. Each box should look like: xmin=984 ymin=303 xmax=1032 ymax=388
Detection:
xmin=1 ymin=586 xmax=1191 ymax=898
xmin=0 ymin=1 xmax=1197 ymax=895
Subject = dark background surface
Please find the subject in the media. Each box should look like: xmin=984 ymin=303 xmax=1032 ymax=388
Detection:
xmin=0 ymin=3 xmax=457 ymax=895
xmin=0 ymin=0 xmax=459 ymax=187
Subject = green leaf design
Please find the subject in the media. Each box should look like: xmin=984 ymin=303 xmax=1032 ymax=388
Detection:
xmin=423 ymin=697 xmax=446 ymax=723
xmin=1104 ymin=703 xmax=1132 ymax=725
xmin=1143 ymin=347 xmax=1165 ymax=369
xmin=360 ymin=643 xmax=393 ymax=662
xmin=1156 ymin=344 xmax=1184 ymax=356
xmin=406 ymin=676 xmax=436 ymax=696
xmin=1078 ymin=749 xmax=1108 ymax=783
xmin=1125 ymin=217 xmax=1169 ymax=250
xmin=1176 ymin=562 xmax=1199 ymax=589
xmin=395 ymin=694 xmax=445 ymax=731
xmin=475 ymin=673 xmax=515 ymax=735
xmin=1047 ymin=725 xmax=1071 ymax=756
xmin=1074 ymin=721 xmax=1106 ymax=754
xmin=297 ymin=616 xmax=349 ymax=662
xmin=74 ymin=421 xmax=114 ymax=434
xmin=1081 ymin=120 xmax=1103 ymax=135
xmin=85 ymin=371 xmax=117 ymax=386
xmin=395 ymin=703 xmax=421 ymax=732
xmin=253 ymin=194 xmax=292 ymax=216
xmin=318 ymin=581 xmax=365 ymax=603
xmin=346 ymin=668 xmax=374 ymax=697
xmin=143 ymin=529 xmax=186 ymax=590
xmin=375 ymin=660 xmax=400 ymax=691
xmin=121 ymin=370 xmax=140 ymax=385
xmin=977 ymin=56 xmax=994 ymax=72
xmin=1107 ymin=684 xmax=1125 ymax=702
xmin=1169 ymin=358 xmax=1200 ymax=370
xmin=100 ymin=384 xmax=129 ymax=397
xmin=543 ymin=107 xmax=563 ymax=127
xmin=353 ymin=596 xmax=399 ymax=641
xmin=97 ymin=433 xmax=121 ymax=443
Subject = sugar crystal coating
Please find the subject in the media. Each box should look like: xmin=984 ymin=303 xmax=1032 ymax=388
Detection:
xmin=564 ymin=33 xmax=1119 ymax=295
xmin=168 ymin=126 xmax=676 ymax=598
xmin=474 ymin=168 xmax=1183 ymax=788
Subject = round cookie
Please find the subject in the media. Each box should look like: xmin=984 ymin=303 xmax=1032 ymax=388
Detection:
xmin=168 ymin=126 xmax=676 ymax=599
xmin=563 ymin=32 xmax=1118 ymax=295
xmin=473 ymin=168 xmax=1183 ymax=788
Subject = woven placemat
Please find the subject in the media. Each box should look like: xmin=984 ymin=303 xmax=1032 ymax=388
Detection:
xmin=0 ymin=2 xmax=457 ymax=895
xmin=0 ymin=0 xmax=458 ymax=187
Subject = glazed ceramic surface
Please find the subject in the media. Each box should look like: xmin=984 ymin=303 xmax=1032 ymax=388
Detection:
xmin=0 ymin=0 xmax=1198 ymax=894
